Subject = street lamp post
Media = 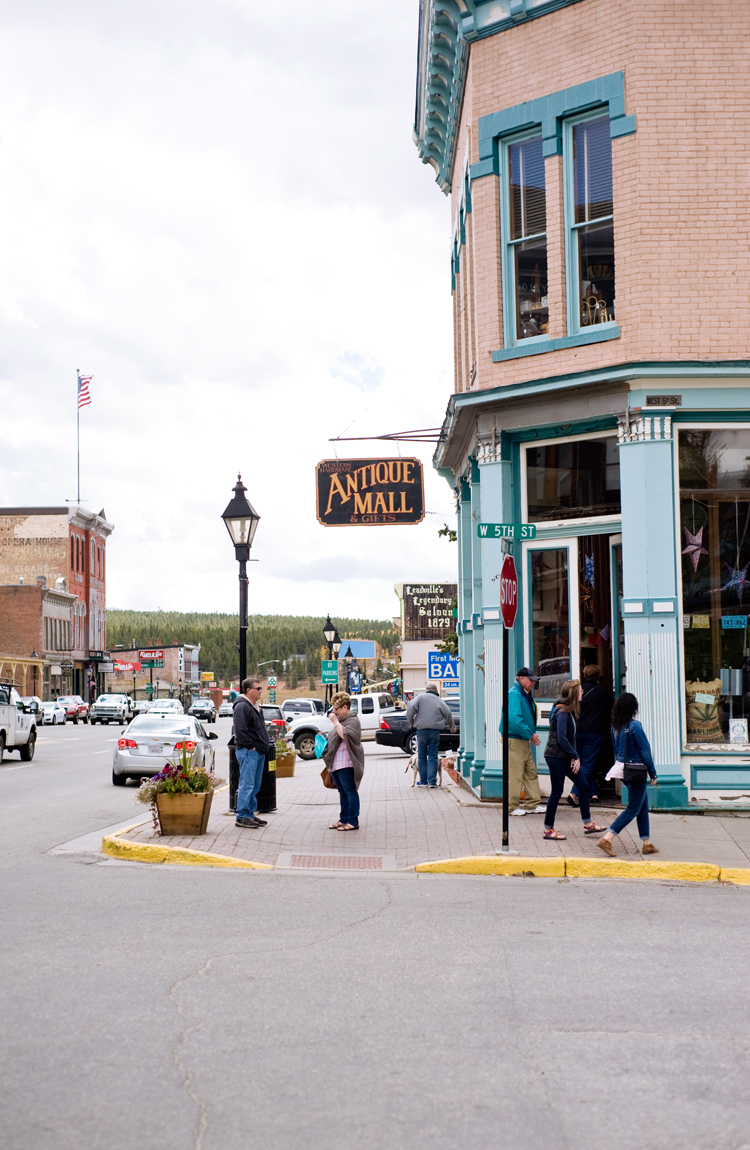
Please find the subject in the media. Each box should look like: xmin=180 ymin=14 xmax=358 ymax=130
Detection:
xmin=344 ymin=645 xmax=353 ymax=693
xmin=221 ymin=475 xmax=261 ymax=812
xmin=322 ymin=615 xmax=342 ymax=706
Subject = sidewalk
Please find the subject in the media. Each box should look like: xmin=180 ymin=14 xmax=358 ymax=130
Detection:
xmin=119 ymin=745 xmax=750 ymax=870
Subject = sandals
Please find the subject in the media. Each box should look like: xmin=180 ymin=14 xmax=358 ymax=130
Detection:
xmin=329 ymin=821 xmax=343 ymax=829
xmin=543 ymin=829 xmax=567 ymax=840
xmin=337 ymin=823 xmax=359 ymax=831
xmin=583 ymin=822 xmax=607 ymax=834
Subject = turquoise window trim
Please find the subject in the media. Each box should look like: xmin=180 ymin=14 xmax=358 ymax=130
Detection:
xmin=491 ymin=325 xmax=620 ymax=361
xmin=499 ymin=128 xmax=550 ymax=351
xmin=470 ymin=71 xmax=635 ymax=182
xmin=563 ymin=108 xmax=618 ymax=338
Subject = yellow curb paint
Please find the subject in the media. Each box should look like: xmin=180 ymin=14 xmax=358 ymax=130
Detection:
xmin=415 ymin=856 xmax=565 ymax=877
xmin=101 ymin=834 xmax=272 ymax=869
xmin=565 ymin=857 xmax=720 ymax=883
xmin=719 ymin=866 xmax=750 ymax=885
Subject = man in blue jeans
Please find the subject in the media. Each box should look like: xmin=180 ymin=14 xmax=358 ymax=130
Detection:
xmin=406 ymin=685 xmax=456 ymax=787
xmin=232 ymin=676 xmax=270 ymax=829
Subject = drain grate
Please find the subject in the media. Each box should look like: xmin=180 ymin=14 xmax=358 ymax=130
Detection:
xmin=290 ymin=855 xmax=383 ymax=870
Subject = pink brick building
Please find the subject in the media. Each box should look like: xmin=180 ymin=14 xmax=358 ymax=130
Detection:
xmin=415 ymin=0 xmax=750 ymax=805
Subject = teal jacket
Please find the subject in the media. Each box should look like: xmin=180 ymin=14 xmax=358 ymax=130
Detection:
xmin=500 ymin=682 xmax=538 ymax=741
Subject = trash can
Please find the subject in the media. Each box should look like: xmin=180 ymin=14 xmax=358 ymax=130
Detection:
xmin=256 ymin=743 xmax=277 ymax=814
xmin=228 ymin=744 xmax=239 ymax=812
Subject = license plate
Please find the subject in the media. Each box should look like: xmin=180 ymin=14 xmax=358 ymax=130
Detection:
xmin=148 ymin=745 xmax=164 ymax=754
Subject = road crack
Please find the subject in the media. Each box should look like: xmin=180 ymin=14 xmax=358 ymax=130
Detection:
xmin=169 ymin=956 xmax=213 ymax=1150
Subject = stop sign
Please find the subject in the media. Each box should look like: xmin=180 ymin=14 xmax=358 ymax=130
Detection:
xmin=500 ymin=554 xmax=518 ymax=628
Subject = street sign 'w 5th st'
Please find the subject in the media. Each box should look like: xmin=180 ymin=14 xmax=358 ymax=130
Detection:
xmin=500 ymin=554 xmax=518 ymax=628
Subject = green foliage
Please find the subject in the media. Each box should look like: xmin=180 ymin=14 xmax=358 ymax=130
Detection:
xmin=107 ymin=610 xmax=398 ymax=685
xmin=438 ymin=523 xmax=457 ymax=543
xmin=435 ymin=631 xmax=458 ymax=657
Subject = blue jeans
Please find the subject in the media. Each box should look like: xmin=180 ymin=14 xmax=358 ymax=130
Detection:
xmin=610 ymin=780 xmax=650 ymax=839
xmin=236 ymin=747 xmax=265 ymax=819
xmin=571 ymin=732 xmax=604 ymax=797
xmin=416 ymin=729 xmax=441 ymax=785
xmin=333 ymin=766 xmax=359 ymax=827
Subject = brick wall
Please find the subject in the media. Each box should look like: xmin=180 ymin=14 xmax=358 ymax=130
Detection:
xmin=0 ymin=586 xmax=44 ymax=658
xmin=450 ymin=0 xmax=750 ymax=393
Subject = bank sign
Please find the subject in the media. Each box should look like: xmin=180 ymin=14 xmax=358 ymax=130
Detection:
xmin=316 ymin=458 xmax=424 ymax=526
xmin=428 ymin=652 xmax=459 ymax=681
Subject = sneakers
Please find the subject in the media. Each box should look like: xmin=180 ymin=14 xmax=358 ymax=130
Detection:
xmin=531 ymin=804 xmax=547 ymax=813
xmin=510 ymin=809 xmax=527 ymax=816
xmin=415 ymin=782 xmax=428 ymax=787
xmin=428 ymin=784 xmax=438 ymax=788
xmin=235 ymin=817 xmax=262 ymax=828
xmin=253 ymin=816 xmax=268 ymax=826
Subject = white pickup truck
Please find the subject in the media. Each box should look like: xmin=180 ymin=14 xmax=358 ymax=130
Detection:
xmin=0 ymin=681 xmax=37 ymax=762
xmin=286 ymin=693 xmax=401 ymax=759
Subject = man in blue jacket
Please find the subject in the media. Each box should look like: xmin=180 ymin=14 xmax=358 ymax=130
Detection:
xmin=500 ymin=667 xmax=546 ymax=815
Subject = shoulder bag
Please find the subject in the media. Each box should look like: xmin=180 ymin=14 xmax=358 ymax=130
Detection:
xmin=621 ymin=725 xmax=649 ymax=785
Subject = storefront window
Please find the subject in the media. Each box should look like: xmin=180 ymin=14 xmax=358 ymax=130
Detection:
xmin=680 ymin=429 xmax=750 ymax=744
xmin=526 ymin=436 xmax=620 ymax=521
xmin=530 ymin=548 xmax=569 ymax=697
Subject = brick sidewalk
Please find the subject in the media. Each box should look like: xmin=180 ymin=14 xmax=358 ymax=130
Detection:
xmin=121 ymin=744 xmax=750 ymax=870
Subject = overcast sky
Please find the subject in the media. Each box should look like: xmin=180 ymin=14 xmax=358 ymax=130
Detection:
xmin=0 ymin=0 xmax=456 ymax=621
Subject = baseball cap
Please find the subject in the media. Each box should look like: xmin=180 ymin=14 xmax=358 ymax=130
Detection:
xmin=516 ymin=667 xmax=539 ymax=682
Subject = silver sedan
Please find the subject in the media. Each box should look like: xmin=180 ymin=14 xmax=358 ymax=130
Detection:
xmin=111 ymin=714 xmax=218 ymax=786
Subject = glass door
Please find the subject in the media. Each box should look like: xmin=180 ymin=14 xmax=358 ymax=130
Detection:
xmin=609 ymin=536 xmax=625 ymax=696
xmin=524 ymin=538 xmax=580 ymax=700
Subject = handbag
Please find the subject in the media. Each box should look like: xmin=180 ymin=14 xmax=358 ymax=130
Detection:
xmin=612 ymin=726 xmax=649 ymax=785
xmin=314 ymin=732 xmax=327 ymax=758
xmin=320 ymin=765 xmax=336 ymax=789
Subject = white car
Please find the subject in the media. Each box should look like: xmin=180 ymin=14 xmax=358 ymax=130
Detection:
xmin=285 ymin=693 xmax=399 ymax=759
xmin=218 ymin=701 xmax=233 ymax=717
xmin=147 ymin=699 xmax=185 ymax=715
xmin=41 ymin=700 xmax=67 ymax=725
xmin=90 ymin=694 xmax=130 ymax=725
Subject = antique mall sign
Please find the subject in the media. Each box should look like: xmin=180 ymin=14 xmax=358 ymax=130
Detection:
xmin=316 ymin=458 xmax=425 ymax=526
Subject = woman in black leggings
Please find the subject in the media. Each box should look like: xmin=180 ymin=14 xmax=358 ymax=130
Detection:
xmin=543 ymin=679 xmax=606 ymax=841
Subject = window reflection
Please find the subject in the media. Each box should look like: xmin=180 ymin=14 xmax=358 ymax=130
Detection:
xmin=508 ymin=136 xmax=548 ymax=340
xmin=526 ymin=436 xmax=620 ymax=522
xmin=530 ymin=548 xmax=570 ymax=698
xmin=572 ymin=116 xmax=615 ymax=328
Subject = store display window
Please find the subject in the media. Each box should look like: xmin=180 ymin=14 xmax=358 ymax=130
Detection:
xmin=526 ymin=436 xmax=620 ymax=522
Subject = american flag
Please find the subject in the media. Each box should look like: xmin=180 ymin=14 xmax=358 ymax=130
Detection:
xmin=77 ymin=372 xmax=92 ymax=409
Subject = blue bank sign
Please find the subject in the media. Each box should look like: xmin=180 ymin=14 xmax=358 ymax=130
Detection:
xmin=428 ymin=651 xmax=459 ymax=681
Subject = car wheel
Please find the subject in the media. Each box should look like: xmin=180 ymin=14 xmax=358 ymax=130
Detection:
xmin=73 ymin=715 xmax=79 ymax=725
xmin=112 ymin=769 xmax=127 ymax=786
xmin=20 ymin=731 xmax=36 ymax=762
xmin=295 ymin=732 xmax=317 ymax=760
xmin=90 ymin=719 xmax=97 ymax=725
xmin=0 ymin=734 xmax=4 ymax=763
xmin=407 ymin=732 xmax=418 ymax=755
xmin=52 ymin=715 xmax=57 ymax=725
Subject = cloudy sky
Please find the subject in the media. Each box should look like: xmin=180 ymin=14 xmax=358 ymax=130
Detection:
xmin=0 ymin=0 xmax=456 ymax=621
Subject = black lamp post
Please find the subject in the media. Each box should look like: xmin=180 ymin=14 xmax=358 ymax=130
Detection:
xmin=322 ymin=616 xmax=342 ymax=705
xmin=221 ymin=474 xmax=260 ymax=691
xmin=344 ymin=645 xmax=353 ymax=692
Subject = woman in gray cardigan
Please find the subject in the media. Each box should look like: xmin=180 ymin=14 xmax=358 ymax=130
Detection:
xmin=322 ymin=691 xmax=365 ymax=831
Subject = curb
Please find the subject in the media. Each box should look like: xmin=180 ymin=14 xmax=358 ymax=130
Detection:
xmin=415 ymin=855 xmax=750 ymax=883
xmin=102 ymin=833 xmax=273 ymax=869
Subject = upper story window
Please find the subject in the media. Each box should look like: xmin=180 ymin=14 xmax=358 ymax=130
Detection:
xmin=565 ymin=114 xmax=615 ymax=335
xmin=525 ymin=435 xmax=620 ymax=522
xmin=502 ymin=134 xmax=548 ymax=345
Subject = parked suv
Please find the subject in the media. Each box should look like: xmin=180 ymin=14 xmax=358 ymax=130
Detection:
xmin=189 ymin=697 xmax=217 ymax=723
xmin=56 ymin=695 xmax=90 ymax=724
xmin=90 ymin=694 xmax=130 ymax=725
xmin=286 ymin=693 xmax=398 ymax=759
xmin=260 ymin=704 xmax=287 ymax=739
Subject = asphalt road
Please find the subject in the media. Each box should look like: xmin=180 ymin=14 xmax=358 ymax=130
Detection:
xmin=2 ymin=721 xmax=750 ymax=1150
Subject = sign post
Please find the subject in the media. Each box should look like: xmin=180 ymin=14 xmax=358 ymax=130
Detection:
xmin=500 ymin=551 xmax=518 ymax=853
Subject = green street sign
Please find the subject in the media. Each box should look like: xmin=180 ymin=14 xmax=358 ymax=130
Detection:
xmin=269 ymin=689 xmax=276 ymax=703
xmin=322 ymin=659 xmax=339 ymax=685
xmin=145 ymin=684 xmax=154 ymax=694
xmin=477 ymin=523 xmax=536 ymax=540
xmin=141 ymin=660 xmax=164 ymax=669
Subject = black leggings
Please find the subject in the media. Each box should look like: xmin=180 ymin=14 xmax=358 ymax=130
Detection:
xmin=545 ymin=756 xmax=591 ymax=827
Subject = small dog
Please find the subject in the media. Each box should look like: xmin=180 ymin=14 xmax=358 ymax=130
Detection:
xmin=406 ymin=753 xmax=442 ymax=788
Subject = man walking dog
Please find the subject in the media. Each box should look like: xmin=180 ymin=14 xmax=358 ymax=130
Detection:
xmin=406 ymin=684 xmax=456 ymax=788
xmin=233 ymin=676 xmax=270 ymax=828
xmin=501 ymin=667 xmax=546 ymax=815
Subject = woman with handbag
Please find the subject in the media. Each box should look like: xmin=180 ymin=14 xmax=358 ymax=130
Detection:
xmin=542 ymin=679 xmax=607 ymax=841
xmin=322 ymin=691 xmax=365 ymax=831
xmin=598 ymin=692 xmax=659 ymax=857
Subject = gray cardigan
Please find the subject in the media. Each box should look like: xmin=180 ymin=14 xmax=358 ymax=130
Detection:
xmin=322 ymin=712 xmax=365 ymax=789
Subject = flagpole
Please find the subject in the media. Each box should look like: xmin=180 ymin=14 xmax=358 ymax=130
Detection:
xmin=76 ymin=369 xmax=80 ymax=504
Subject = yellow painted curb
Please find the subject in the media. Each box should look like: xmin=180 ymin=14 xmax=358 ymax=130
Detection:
xmin=102 ymin=834 xmax=272 ymax=869
xmin=416 ymin=855 xmax=565 ymax=877
xmin=565 ymin=857 xmax=720 ymax=883
xmin=719 ymin=866 xmax=750 ymax=885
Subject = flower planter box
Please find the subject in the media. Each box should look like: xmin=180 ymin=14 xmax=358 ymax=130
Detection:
xmin=156 ymin=790 xmax=213 ymax=835
xmin=275 ymin=753 xmax=296 ymax=778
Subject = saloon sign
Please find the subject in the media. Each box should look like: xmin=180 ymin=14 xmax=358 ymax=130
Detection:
xmin=316 ymin=458 xmax=425 ymax=526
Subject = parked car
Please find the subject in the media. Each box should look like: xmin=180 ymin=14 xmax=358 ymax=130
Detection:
xmin=89 ymin=694 xmax=131 ymax=725
xmin=0 ymin=681 xmax=38 ymax=760
xmin=132 ymin=699 xmax=152 ymax=716
xmin=19 ymin=696 xmax=44 ymax=724
xmin=111 ymin=713 xmax=219 ymax=785
xmin=260 ymin=704 xmax=287 ymax=739
xmin=56 ymin=695 xmax=90 ymax=724
xmin=41 ymin=699 xmax=68 ymax=725
xmin=148 ymin=699 xmax=185 ymax=716
xmin=218 ymin=700 xmax=233 ymax=717
xmin=285 ymin=693 xmax=399 ymax=759
xmin=375 ymin=697 xmax=461 ymax=755
xmin=189 ymin=697 xmax=217 ymax=723
xmin=280 ymin=698 xmax=326 ymax=723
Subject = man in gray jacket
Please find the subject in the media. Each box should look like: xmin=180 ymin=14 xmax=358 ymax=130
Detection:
xmin=406 ymin=685 xmax=456 ymax=788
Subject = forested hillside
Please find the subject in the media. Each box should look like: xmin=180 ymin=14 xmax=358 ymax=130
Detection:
xmin=107 ymin=611 xmax=398 ymax=683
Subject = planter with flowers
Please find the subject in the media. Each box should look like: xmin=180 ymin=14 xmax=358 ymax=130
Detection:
xmin=136 ymin=737 xmax=225 ymax=835
xmin=275 ymin=736 xmax=296 ymax=778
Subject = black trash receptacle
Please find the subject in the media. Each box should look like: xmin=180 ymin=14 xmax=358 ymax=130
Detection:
xmin=256 ymin=744 xmax=277 ymax=814
xmin=229 ymin=745 xmax=239 ymax=812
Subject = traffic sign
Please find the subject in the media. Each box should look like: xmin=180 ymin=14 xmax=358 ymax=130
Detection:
xmin=477 ymin=523 xmax=536 ymax=540
xmin=500 ymin=554 xmax=518 ymax=628
xmin=268 ymin=675 xmax=277 ymax=687
xmin=428 ymin=651 xmax=459 ymax=680
xmin=321 ymin=660 xmax=339 ymax=685
xmin=269 ymin=689 xmax=276 ymax=703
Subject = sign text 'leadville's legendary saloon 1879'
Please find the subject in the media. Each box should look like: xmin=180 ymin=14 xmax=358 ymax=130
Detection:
xmin=316 ymin=458 xmax=425 ymax=526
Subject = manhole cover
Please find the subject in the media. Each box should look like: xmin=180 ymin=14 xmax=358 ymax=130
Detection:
xmin=290 ymin=855 xmax=383 ymax=870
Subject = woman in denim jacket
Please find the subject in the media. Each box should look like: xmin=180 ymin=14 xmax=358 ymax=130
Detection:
xmin=598 ymin=693 xmax=659 ymax=857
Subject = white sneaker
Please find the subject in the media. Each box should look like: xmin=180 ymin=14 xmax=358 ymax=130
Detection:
xmin=531 ymin=804 xmax=547 ymax=813
xmin=510 ymin=809 xmax=527 ymax=816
